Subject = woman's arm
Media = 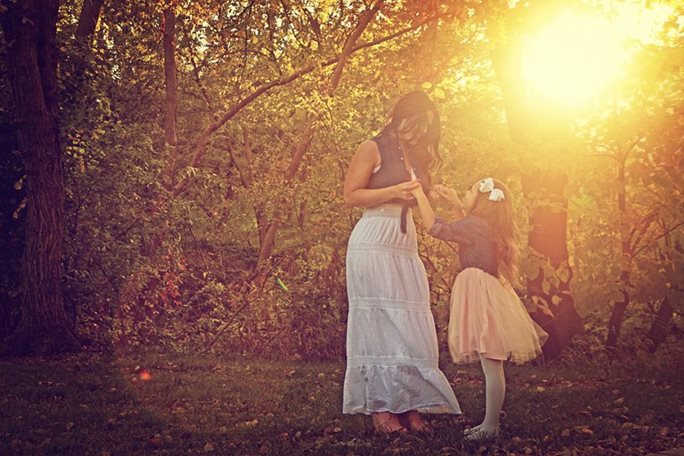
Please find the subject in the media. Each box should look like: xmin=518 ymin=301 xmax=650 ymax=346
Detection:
xmin=343 ymin=140 xmax=419 ymax=207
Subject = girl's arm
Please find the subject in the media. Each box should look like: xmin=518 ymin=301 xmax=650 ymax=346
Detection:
xmin=433 ymin=184 xmax=465 ymax=221
xmin=410 ymin=185 xmax=436 ymax=229
xmin=428 ymin=216 xmax=477 ymax=244
xmin=343 ymin=140 xmax=419 ymax=207
xmin=418 ymin=184 xmax=476 ymax=244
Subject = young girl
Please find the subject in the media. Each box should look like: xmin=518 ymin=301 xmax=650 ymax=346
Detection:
xmin=411 ymin=177 xmax=547 ymax=441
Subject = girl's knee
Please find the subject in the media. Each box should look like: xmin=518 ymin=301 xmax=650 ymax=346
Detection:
xmin=480 ymin=356 xmax=504 ymax=374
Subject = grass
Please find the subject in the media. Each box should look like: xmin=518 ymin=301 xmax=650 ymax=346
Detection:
xmin=0 ymin=343 xmax=682 ymax=455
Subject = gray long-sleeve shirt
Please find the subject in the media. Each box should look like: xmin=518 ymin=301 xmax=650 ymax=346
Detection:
xmin=428 ymin=215 xmax=499 ymax=278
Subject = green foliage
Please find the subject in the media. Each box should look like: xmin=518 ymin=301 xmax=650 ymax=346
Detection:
xmin=570 ymin=33 xmax=684 ymax=323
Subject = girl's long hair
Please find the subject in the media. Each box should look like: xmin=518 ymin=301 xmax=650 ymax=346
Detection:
xmin=469 ymin=179 xmax=520 ymax=287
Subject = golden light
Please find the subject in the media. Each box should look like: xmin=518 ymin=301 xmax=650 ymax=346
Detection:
xmin=520 ymin=2 xmax=677 ymax=107
xmin=521 ymin=11 xmax=630 ymax=107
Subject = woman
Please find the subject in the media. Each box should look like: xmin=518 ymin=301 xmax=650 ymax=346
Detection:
xmin=342 ymin=91 xmax=461 ymax=434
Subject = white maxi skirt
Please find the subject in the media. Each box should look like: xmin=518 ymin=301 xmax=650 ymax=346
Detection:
xmin=343 ymin=204 xmax=461 ymax=415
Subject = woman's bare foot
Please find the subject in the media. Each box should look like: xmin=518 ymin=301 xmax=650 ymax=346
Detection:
xmin=372 ymin=412 xmax=407 ymax=434
xmin=402 ymin=410 xmax=432 ymax=433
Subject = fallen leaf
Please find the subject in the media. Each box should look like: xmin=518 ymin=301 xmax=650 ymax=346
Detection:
xmin=574 ymin=425 xmax=594 ymax=435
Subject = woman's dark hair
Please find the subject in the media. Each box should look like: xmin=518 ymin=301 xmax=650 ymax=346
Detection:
xmin=383 ymin=90 xmax=442 ymax=183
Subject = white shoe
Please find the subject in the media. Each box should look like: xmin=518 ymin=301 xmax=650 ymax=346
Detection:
xmin=463 ymin=426 xmax=500 ymax=441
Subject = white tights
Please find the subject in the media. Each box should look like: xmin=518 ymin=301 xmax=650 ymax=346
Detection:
xmin=476 ymin=355 xmax=505 ymax=431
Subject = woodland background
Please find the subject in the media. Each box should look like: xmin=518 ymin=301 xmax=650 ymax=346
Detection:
xmin=0 ymin=0 xmax=682 ymax=362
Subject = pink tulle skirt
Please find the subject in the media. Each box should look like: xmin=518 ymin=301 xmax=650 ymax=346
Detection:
xmin=448 ymin=268 xmax=548 ymax=365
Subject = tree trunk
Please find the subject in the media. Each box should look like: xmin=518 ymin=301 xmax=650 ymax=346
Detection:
xmin=490 ymin=45 xmax=531 ymax=144
xmin=75 ymin=0 xmax=104 ymax=40
xmin=327 ymin=0 xmax=384 ymax=94
xmin=606 ymin=291 xmax=629 ymax=352
xmin=256 ymin=125 xmax=315 ymax=267
xmin=646 ymin=298 xmax=673 ymax=352
xmin=0 ymin=0 xmax=80 ymax=355
xmin=522 ymin=169 xmax=583 ymax=361
xmin=606 ymin=150 xmax=631 ymax=353
xmin=490 ymin=36 xmax=582 ymax=361
xmin=64 ymin=0 xmax=104 ymax=327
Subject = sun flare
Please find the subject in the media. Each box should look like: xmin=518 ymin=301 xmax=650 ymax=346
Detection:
xmin=521 ymin=12 xmax=630 ymax=107
xmin=520 ymin=4 xmax=676 ymax=107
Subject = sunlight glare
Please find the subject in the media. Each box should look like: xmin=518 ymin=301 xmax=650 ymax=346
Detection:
xmin=521 ymin=12 xmax=630 ymax=107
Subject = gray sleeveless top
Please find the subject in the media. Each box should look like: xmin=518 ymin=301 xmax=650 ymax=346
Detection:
xmin=366 ymin=133 xmax=430 ymax=233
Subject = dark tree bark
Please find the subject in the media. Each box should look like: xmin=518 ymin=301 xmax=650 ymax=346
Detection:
xmin=256 ymin=125 xmax=315 ymax=266
xmin=230 ymin=127 xmax=268 ymax=245
xmin=606 ymin=291 xmax=629 ymax=353
xmin=327 ymin=0 xmax=384 ymax=94
xmin=0 ymin=0 xmax=80 ymax=355
xmin=521 ymin=169 xmax=582 ymax=361
xmin=605 ymin=148 xmax=657 ymax=353
xmin=647 ymin=298 xmax=673 ymax=352
xmin=606 ymin=151 xmax=631 ymax=353
xmin=75 ymin=0 xmax=104 ymax=40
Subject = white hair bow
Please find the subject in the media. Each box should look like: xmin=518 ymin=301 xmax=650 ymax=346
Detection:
xmin=479 ymin=178 xmax=495 ymax=193
xmin=488 ymin=188 xmax=505 ymax=202
xmin=478 ymin=177 xmax=505 ymax=202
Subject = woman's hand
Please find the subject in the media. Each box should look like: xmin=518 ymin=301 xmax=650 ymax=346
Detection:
xmin=393 ymin=181 xmax=421 ymax=200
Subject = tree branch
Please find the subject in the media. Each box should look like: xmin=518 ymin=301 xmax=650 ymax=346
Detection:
xmin=172 ymin=11 xmax=446 ymax=197
xmin=633 ymin=219 xmax=684 ymax=258
xmin=328 ymin=0 xmax=385 ymax=93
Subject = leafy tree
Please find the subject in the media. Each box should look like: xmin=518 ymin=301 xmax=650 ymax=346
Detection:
xmin=484 ymin=1 xmax=583 ymax=360
xmin=2 ymin=0 xmax=679 ymax=360
xmin=574 ymin=34 xmax=684 ymax=352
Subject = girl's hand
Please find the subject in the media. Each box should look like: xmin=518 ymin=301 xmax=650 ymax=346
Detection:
xmin=409 ymin=183 xmax=426 ymax=199
xmin=393 ymin=181 xmax=420 ymax=200
xmin=433 ymin=184 xmax=461 ymax=206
